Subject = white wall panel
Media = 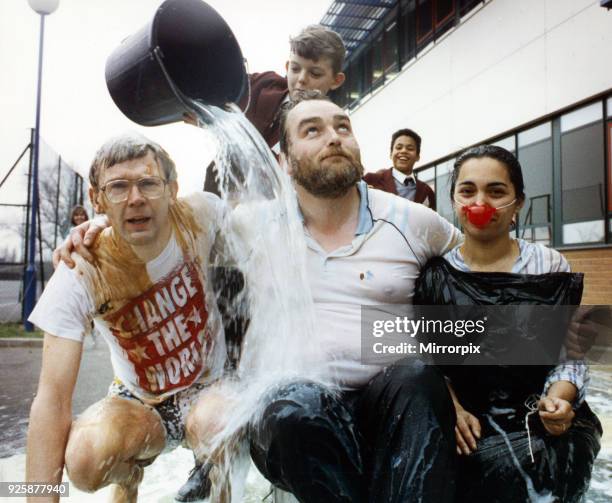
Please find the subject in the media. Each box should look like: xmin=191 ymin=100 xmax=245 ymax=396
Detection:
xmin=349 ymin=0 xmax=612 ymax=173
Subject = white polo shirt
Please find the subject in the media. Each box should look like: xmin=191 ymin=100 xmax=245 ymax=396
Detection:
xmin=305 ymin=181 xmax=462 ymax=388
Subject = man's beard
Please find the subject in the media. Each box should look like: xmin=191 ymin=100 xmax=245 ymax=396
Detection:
xmin=290 ymin=151 xmax=364 ymax=198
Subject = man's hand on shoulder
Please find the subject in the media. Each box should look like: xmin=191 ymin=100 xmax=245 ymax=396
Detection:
xmin=52 ymin=217 xmax=109 ymax=269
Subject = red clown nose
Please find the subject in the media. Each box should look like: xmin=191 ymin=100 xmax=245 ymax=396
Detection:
xmin=462 ymin=204 xmax=497 ymax=228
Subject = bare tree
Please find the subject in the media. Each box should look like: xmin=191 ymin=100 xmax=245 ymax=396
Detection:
xmin=37 ymin=160 xmax=84 ymax=254
xmin=0 ymin=244 xmax=18 ymax=263
xmin=0 ymin=160 xmax=87 ymax=262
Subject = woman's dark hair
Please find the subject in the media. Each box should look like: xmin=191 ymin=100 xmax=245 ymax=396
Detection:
xmin=449 ymin=145 xmax=525 ymax=202
xmin=70 ymin=205 xmax=89 ymax=226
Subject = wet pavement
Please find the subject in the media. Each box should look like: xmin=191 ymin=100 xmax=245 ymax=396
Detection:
xmin=0 ymin=339 xmax=610 ymax=501
xmin=0 ymin=336 xmax=113 ymax=458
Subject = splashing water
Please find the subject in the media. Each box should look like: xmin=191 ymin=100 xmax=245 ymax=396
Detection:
xmin=486 ymin=415 xmax=556 ymax=503
xmin=186 ymin=100 xmax=337 ymax=501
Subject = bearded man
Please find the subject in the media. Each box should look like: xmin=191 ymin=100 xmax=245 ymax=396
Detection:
xmin=246 ymin=92 xmax=462 ymax=502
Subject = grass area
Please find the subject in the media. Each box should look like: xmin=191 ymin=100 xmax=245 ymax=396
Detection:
xmin=0 ymin=323 xmax=43 ymax=338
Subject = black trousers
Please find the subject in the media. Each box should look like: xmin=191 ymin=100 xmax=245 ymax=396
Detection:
xmin=455 ymin=402 xmax=602 ymax=503
xmin=249 ymin=361 xmax=457 ymax=503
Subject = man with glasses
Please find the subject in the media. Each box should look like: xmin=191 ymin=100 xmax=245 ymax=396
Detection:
xmin=26 ymin=133 xmax=226 ymax=502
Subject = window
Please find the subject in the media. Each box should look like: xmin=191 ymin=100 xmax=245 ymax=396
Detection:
xmin=560 ymin=103 xmax=605 ymax=244
xmin=363 ymin=46 xmax=373 ymax=94
xmin=459 ymin=0 xmax=482 ymax=17
xmin=331 ymin=80 xmax=347 ymax=108
xmin=418 ymin=98 xmax=609 ymax=247
xmin=335 ymin=0 xmax=473 ymax=109
xmin=348 ymin=58 xmax=363 ymax=106
xmin=492 ymin=135 xmax=516 ymax=153
xmin=384 ymin=22 xmax=399 ymax=78
xmin=517 ymin=124 xmax=552 ymax=245
xmin=435 ymin=160 xmax=456 ymax=225
xmin=418 ymin=166 xmax=436 ymax=192
xmin=607 ymin=97 xmax=612 ymax=238
xmin=435 ymin=0 xmax=456 ymax=38
xmin=416 ymin=0 xmax=434 ymax=45
xmin=607 ymin=121 xmax=612 ymax=238
xmin=399 ymin=0 xmax=417 ymax=65
xmin=436 ymin=0 xmax=454 ymax=22
xmin=371 ymin=33 xmax=384 ymax=89
xmin=417 ymin=0 xmax=456 ymax=47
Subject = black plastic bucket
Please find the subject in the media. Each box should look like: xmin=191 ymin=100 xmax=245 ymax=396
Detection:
xmin=105 ymin=0 xmax=246 ymax=126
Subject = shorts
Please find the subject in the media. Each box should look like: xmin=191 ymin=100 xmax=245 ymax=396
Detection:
xmin=108 ymin=378 xmax=209 ymax=452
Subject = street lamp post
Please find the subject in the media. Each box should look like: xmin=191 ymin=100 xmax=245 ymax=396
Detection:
xmin=23 ymin=0 xmax=59 ymax=331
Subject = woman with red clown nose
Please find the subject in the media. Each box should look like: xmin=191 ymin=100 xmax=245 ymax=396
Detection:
xmin=414 ymin=145 xmax=601 ymax=502
xmin=452 ymin=146 xmax=522 ymax=251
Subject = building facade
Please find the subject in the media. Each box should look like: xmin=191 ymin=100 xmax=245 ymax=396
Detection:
xmin=323 ymin=0 xmax=612 ymax=303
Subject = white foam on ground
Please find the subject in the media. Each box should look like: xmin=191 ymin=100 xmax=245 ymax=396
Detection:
xmin=0 ymin=448 xmax=271 ymax=503
xmin=3 ymin=371 xmax=610 ymax=502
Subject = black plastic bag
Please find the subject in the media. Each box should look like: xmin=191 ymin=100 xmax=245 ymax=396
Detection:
xmin=414 ymin=256 xmax=583 ymax=414
xmin=413 ymin=257 xmax=601 ymax=503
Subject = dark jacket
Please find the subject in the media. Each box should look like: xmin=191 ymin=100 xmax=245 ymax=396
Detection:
xmin=363 ymin=168 xmax=436 ymax=211
xmin=238 ymin=71 xmax=288 ymax=149
xmin=203 ymin=72 xmax=288 ymax=194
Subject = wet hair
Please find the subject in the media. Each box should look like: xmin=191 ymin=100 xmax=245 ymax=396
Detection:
xmin=289 ymin=25 xmax=346 ymax=75
xmin=449 ymin=145 xmax=525 ymax=202
xmin=69 ymin=205 xmax=89 ymax=226
xmin=89 ymin=132 xmax=177 ymax=189
xmin=279 ymin=90 xmax=332 ymax=157
xmin=390 ymin=128 xmax=422 ymax=155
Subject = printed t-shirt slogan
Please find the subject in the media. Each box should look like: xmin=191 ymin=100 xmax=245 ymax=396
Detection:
xmin=103 ymin=260 xmax=213 ymax=401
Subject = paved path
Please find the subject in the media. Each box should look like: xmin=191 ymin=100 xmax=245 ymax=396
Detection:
xmin=0 ymin=336 xmax=112 ymax=458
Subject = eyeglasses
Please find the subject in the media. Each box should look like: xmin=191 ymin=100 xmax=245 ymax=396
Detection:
xmin=100 ymin=176 xmax=167 ymax=203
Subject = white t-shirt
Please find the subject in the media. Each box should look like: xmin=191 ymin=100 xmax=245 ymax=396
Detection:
xmin=29 ymin=192 xmax=226 ymax=404
xmin=306 ymin=182 xmax=462 ymax=388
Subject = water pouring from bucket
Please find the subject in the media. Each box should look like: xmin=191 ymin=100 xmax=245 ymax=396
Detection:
xmin=106 ymin=0 xmax=334 ymax=500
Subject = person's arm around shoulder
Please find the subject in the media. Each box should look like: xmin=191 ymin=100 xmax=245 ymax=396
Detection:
xmin=409 ymin=202 xmax=462 ymax=259
xmin=26 ymin=334 xmax=82 ymax=502
xmin=52 ymin=216 xmax=109 ymax=269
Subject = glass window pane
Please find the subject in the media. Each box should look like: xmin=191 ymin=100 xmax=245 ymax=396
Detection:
xmin=518 ymin=123 xmax=551 ymax=148
xmin=348 ymin=60 xmax=362 ymax=103
xmin=607 ymin=97 xmax=612 ymax=118
xmin=436 ymin=159 xmax=455 ymax=225
xmin=331 ymin=86 xmax=346 ymax=108
xmin=492 ymin=135 xmax=516 ymax=153
xmin=418 ymin=166 xmax=436 ymax=183
xmin=417 ymin=0 xmax=433 ymax=42
xmin=560 ymin=102 xmax=603 ymax=133
xmin=364 ymin=47 xmax=373 ymax=93
xmin=372 ymin=34 xmax=384 ymax=86
xmin=561 ymin=121 xmax=605 ymax=244
xmin=384 ymin=22 xmax=399 ymax=77
xmin=607 ymin=122 xmax=612 ymax=242
xmin=459 ymin=0 xmax=482 ymax=16
xmin=563 ymin=221 xmax=605 ymax=245
xmin=517 ymin=124 xmax=552 ymax=245
xmin=436 ymin=0 xmax=454 ymax=24
xmin=400 ymin=0 xmax=416 ymax=65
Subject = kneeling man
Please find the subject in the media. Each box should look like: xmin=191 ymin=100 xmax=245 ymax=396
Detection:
xmin=26 ymin=134 xmax=225 ymax=502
